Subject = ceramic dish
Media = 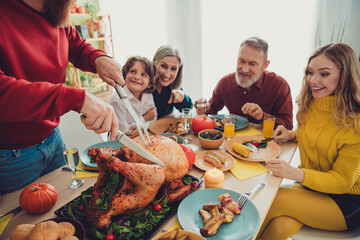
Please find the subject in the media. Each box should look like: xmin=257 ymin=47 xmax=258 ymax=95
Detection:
xmin=149 ymin=118 xmax=185 ymax=135
xmin=80 ymin=141 xmax=123 ymax=168
xmin=55 ymin=175 xmax=203 ymax=240
xmin=195 ymin=150 xmax=235 ymax=172
xmin=151 ymin=229 xmax=206 ymax=240
xmin=210 ymin=114 xmax=249 ymax=131
xmin=226 ymin=135 xmax=281 ymax=162
xmin=178 ymin=188 xmax=260 ymax=240
xmin=159 ymin=133 xmax=184 ymax=144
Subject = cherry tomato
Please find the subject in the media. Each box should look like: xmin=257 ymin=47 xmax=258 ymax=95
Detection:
xmin=78 ymin=204 xmax=85 ymax=212
xmin=252 ymin=141 xmax=259 ymax=147
xmin=154 ymin=203 xmax=162 ymax=211
xmin=105 ymin=233 xmax=115 ymax=240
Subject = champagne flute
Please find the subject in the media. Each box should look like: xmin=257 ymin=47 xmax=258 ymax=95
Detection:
xmin=63 ymin=144 xmax=84 ymax=189
xmin=181 ymin=108 xmax=192 ymax=144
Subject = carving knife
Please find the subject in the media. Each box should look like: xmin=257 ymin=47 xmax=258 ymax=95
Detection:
xmin=116 ymin=130 xmax=166 ymax=167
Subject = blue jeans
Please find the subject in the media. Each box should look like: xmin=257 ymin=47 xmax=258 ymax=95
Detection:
xmin=0 ymin=127 xmax=65 ymax=194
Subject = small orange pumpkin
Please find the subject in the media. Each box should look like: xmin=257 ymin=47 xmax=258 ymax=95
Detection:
xmin=19 ymin=183 xmax=58 ymax=214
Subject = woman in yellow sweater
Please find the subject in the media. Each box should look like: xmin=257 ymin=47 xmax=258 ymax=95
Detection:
xmin=257 ymin=43 xmax=360 ymax=239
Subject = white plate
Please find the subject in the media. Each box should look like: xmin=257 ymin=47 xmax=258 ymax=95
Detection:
xmin=80 ymin=141 xmax=123 ymax=168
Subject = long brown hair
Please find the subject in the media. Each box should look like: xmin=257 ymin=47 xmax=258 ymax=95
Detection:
xmin=296 ymin=43 xmax=360 ymax=132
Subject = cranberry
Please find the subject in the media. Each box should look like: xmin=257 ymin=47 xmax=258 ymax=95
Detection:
xmin=78 ymin=204 xmax=85 ymax=212
xmin=105 ymin=233 xmax=115 ymax=240
xmin=153 ymin=203 xmax=162 ymax=211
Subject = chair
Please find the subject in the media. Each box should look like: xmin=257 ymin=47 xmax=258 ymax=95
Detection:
xmin=290 ymin=225 xmax=360 ymax=240
xmin=59 ymin=111 xmax=104 ymax=153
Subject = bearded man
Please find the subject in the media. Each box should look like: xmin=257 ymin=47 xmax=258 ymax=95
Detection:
xmin=198 ymin=37 xmax=293 ymax=129
xmin=0 ymin=0 xmax=125 ymax=194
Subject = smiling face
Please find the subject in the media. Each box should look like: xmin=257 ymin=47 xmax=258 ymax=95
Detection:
xmin=125 ymin=61 xmax=150 ymax=99
xmin=235 ymin=45 xmax=269 ymax=88
xmin=155 ymin=56 xmax=180 ymax=88
xmin=306 ymin=54 xmax=340 ymax=98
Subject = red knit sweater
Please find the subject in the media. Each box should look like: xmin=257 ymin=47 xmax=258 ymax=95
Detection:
xmin=0 ymin=0 xmax=107 ymax=149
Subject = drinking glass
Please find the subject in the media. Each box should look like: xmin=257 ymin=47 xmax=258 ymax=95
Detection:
xmin=196 ymin=97 xmax=207 ymax=115
xmin=263 ymin=116 xmax=276 ymax=138
xmin=224 ymin=114 xmax=235 ymax=139
xmin=63 ymin=143 xmax=84 ymax=189
xmin=181 ymin=108 xmax=192 ymax=144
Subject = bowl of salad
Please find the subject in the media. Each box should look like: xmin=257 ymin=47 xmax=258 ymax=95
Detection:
xmin=198 ymin=129 xmax=224 ymax=149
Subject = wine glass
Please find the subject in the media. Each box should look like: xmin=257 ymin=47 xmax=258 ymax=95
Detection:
xmin=181 ymin=108 xmax=192 ymax=144
xmin=63 ymin=143 xmax=84 ymax=189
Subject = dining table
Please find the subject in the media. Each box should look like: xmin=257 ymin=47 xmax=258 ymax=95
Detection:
xmin=0 ymin=122 xmax=298 ymax=240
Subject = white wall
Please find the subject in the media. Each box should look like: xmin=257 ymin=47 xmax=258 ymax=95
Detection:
xmin=100 ymin=0 xmax=168 ymax=63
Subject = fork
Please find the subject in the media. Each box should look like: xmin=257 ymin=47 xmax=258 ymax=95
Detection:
xmin=114 ymin=83 xmax=151 ymax=146
xmin=237 ymin=183 xmax=265 ymax=209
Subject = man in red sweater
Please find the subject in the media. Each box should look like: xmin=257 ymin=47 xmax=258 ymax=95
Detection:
xmin=0 ymin=0 xmax=125 ymax=194
xmin=196 ymin=37 xmax=293 ymax=130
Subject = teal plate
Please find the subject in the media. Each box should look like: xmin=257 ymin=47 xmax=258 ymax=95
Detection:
xmin=177 ymin=188 xmax=260 ymax=240
xmin=159 ymin=133 xmax=184 ymax=144
xmin=80 ymin=141 xmax=123 ymax=168
xmin=211 ymin=114 xmax=249 ymax=131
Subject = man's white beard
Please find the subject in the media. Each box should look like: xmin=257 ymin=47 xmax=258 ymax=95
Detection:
xmin=235 ymin=70 xmax=262 ymax=88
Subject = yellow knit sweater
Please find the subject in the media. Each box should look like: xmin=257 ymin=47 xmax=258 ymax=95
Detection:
xmin=297 ymin=96 xmax=360 ymax=194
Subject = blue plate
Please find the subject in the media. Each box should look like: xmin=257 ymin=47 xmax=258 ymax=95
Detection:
xmin=80 ymin=141 xmax=123 ymax=168
xmin=211 ymin=114 xmax=249 ymax=131
xmin=178 ymin=188 xmax=260 ymax=240
xmin=159 ymin=133 xmax=184 ymax=144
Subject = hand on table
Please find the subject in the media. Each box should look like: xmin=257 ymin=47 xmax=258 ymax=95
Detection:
xmin=273 ymin=125 xmax=296 ymax=143
xmin=241 ymin=103 xmax=263 ymax=120
xmin=168 ymin=89 xmax=185 ymax=104
xmin=265 ymin=159 xmax=304 ymax=182
xmin=80 ymin=92 xmax=119 ymax=141
xmin=95 ymin=56 xmax=125 ymax=87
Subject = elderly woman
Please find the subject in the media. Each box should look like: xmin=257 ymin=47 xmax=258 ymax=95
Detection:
xmin=152 ymin=45 xmax=193 ymax=118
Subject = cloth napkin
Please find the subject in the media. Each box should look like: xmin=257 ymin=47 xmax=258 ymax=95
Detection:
xmin=230 ymin=159 xmax=269 ymax=181
xmin=235 ymin=126 xmax=261 ymax=136
xmin=72 ymin=162 xmax=99 ymax=179
xmin=230 ymin=125 xmax=269 ymax=181
xmin=0 ymin=213 xmax=13 ymax=235
xmin=169 ymin=221 xmax=183 ymax=231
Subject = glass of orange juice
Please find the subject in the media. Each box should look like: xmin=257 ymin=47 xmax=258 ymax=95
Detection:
xmin=263 ymin=116 xmax=276 ymax=138
xmin=224 ymin=114 xmax=235 ymax=139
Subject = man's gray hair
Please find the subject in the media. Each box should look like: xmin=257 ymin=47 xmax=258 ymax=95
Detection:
xmin=240 ymin=37 xmax=268 ymax=60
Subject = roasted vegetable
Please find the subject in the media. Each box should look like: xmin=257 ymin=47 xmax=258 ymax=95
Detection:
xmin=232 ymin=143 xmax=251 ymax=157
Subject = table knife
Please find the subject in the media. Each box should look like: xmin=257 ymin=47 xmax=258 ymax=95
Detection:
xmin=116 ymin=131 xmax=166 ymax=167
xmin=62 ymin=167 xmax=99 ymax=173
xmin=0 ymin=206 xmax=22 ymax=219
xmin=260 ymin=137 xmax=274 ymax=143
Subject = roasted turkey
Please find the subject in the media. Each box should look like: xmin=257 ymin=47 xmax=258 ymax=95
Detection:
xmin=86 ymin=135 xmax=197 ymax=229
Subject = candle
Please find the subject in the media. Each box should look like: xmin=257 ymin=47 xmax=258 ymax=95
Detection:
xmin=204 ymin=168 xmax=225 ymax=188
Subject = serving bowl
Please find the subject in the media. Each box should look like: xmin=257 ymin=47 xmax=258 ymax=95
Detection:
xmin=198 ymin=129 xmax=224 ymax=149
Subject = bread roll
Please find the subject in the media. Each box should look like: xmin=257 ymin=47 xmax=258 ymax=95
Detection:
xmin=28 ymin=220 xmax=60 ymax=240
xmin=61 ymin=236 xmax=79 ymax=240
xmin=58 ymin=222 xmax=76 ymax=238
xmin=9 ymin=224 xmax=35 ymax=240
